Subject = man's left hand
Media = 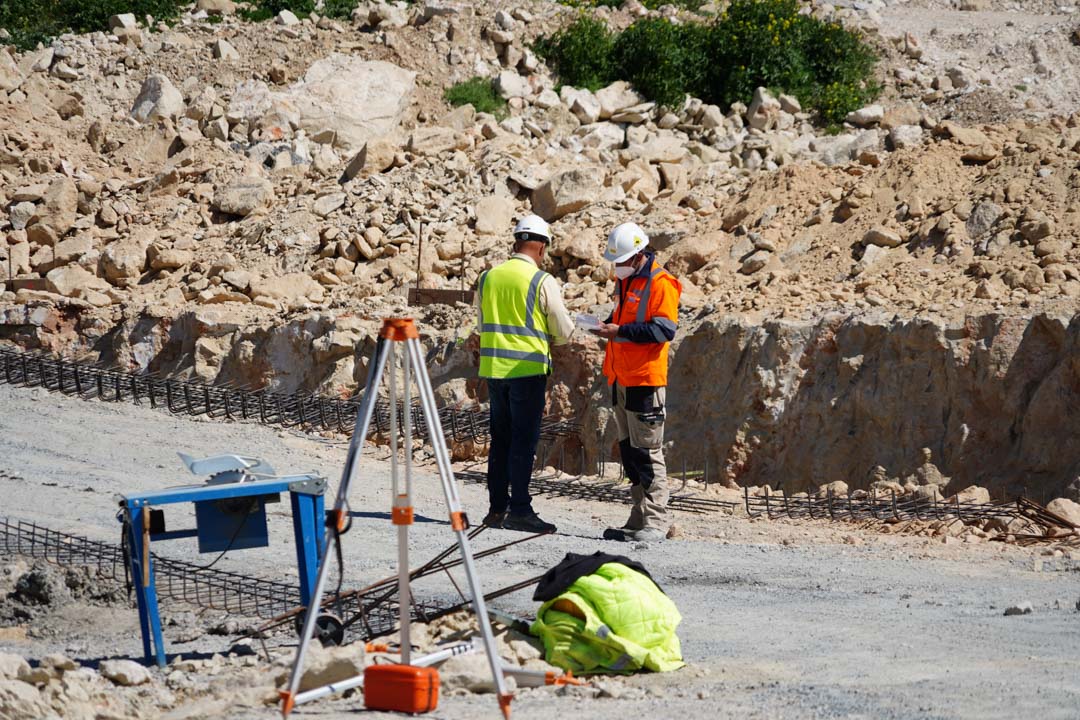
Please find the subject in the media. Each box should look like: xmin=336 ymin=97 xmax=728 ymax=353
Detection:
xmin=591 ymin=323 xmax=620 ymax=339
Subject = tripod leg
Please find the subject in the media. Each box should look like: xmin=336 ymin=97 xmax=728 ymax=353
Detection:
xmin=280 ymin=337 xmax=390 ymax=717
xmin=406 ymin=337 xmax=513 ymax=719
xmin=399 ymin=340 xmax=413 ymax=665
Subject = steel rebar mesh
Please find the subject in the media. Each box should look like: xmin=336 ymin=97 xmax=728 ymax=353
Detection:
xmin=0 ymin=516 xmax=304 ymax=618
xmin=457 ymin=470 xmax=736 ymax=515
xmin=0 ymin=347 xmax=580 ymax=443
xmin=741 ymin=488 xmax=1076 ymax=542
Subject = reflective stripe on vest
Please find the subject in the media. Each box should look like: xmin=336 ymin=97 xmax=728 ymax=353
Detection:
xmin=613 ymin=265 xmax=664 ymax=343
xmin=478 ymin=258 xmax=552 ymax=379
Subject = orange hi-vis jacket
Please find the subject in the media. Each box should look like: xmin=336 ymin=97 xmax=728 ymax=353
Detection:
xmin=602 ymin=256 xmax=682 ymax=388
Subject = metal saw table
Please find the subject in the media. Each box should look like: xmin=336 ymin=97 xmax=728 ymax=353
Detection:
xmin=120 ymin=456 xmax=326 ymax=667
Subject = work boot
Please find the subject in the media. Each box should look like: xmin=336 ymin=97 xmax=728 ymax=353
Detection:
xmin=502 ymin=513 xmax=557 ymax=534
xmin=481 ymin=512 xmax=505 ymax=529
xmin=628 ymin=527 xmax=665 ymax=543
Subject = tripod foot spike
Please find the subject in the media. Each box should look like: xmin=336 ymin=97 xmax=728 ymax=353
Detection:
xmin=279 ymin=690 xmax=295 ymax=718
xmin=498 ymin=693 xmax=513 ymax=719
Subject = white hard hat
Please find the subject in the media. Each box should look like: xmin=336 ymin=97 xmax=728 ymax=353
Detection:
xmin=513 ymin=214 xmax=552 ymax=245
xmin=604 ymin=222 xmax=649 ymax=263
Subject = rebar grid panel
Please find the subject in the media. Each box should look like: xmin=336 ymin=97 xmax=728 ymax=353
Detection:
xmin=742 ymin=487 xmax=1077 ymax=540
xmin=0 ymin=517 xmax=540 ymax=643
xmin=0 ymin=347 xmax=580 ymax=444
xmin=248 ymin=526 xmax=545 ymax=643
xmin=457 ymin=471 xmax=737 ymax=515
xmin=0 ymin=517 xmax=302 ymax=618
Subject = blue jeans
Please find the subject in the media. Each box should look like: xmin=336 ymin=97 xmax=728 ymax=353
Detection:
xmin=486 ymin=375 xmax=547 ymax=517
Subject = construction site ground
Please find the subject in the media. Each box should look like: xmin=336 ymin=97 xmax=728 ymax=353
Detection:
xmin=2 ymin=382 xmax=1079 ymax=720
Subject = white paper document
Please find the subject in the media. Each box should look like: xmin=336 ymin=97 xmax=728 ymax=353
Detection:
xmin=575 ymin=313 xmax=601 ymax=331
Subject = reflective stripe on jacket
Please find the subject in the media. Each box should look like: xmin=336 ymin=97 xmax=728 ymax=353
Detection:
xmin=478 ymin=257 xmax=552 ymax=379
xmin=529 ymin=562 xmax=684 ymax=675
xmin=602 ymin=258 xmax=681 ymax=387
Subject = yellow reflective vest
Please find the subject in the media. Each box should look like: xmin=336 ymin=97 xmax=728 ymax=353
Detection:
xmin=478 ymin=257 xmax=552 ymax=379
xmin=530 ymin=562 xmax=684 ymax=674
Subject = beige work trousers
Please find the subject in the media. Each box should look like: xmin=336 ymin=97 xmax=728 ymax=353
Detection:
xmin=612 ymin=384 xmax=669 ymax=531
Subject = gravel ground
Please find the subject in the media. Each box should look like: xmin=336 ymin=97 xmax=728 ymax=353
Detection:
xmin=2 ymin=383 xmax=1079 ymax=720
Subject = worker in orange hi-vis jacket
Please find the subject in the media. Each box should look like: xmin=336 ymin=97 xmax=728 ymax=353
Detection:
xmin=590 ymin=222 xmax=682 ymax=543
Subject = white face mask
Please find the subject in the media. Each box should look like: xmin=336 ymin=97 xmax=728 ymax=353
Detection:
xmin=614 ymin=265 xmax=635 ymax=280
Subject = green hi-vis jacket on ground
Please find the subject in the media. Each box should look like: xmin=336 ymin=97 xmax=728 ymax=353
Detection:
xmin=529 ymin=562 xmax=684 ymax=674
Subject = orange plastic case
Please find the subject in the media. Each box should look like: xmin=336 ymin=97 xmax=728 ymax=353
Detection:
xmin=364 ymin=664 xmax=440 ymax=714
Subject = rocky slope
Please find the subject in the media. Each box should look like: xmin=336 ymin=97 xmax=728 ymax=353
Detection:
xmin=2 ymin=0 xmax=1080 ymax=501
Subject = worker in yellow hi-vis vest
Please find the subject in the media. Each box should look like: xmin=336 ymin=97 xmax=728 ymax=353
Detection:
xmin=476 ymin=214 xmax=574 ymax=534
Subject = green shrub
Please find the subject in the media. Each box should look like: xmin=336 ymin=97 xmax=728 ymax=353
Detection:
xmin=0 ymin=0 xmax=186 ymax=50
xmin=321 ymin=0 xmax=358 ymax=20
xmin=533 ymin=14 xmax=616 ymax=92
xmin=611 ymin=18 xmax=710 ymax=108
xmin=445 ymin=76 xmax=508 ymax=118
xmin=535 ymin=0 xmax=879 ymax=125
xmin=253 ymin=0 xmax=316 ymax=16
xmin=558 ymin=0 xmax=706 ymax=9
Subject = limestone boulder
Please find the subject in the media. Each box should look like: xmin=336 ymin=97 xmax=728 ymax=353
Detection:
xmin=148 ymin=246 xmax=193 ymax=270
xmin=595 ymin=80 xmax=644 ymax=120
xmin=563 ymin=233 xmax=602 ymax=264
xmin=888 ymin=125 xmax=923 ymax=150
xmin=33 ymin=178 xmax=78 ymax=239
xmin=531 ymin=169 xmax=602 ymax=222
xmin=863 ymin=227 xmax=903 ymax=248
xmin=408 ymin=127 xmax=466 ymax=156
xmin=1046 ymin=498 xmax=1080 ymax=528
xmin=102 ymin=238 xmax=149 ymax=284
xmin=746 ymin=87 xmax=781 ymax=131
xmin=284 ymin=643 xmax=364 ymax=693
xmin=0 ymin=654 xmax=30 ymax=680
xmin=939 ymin=121 xmax=989 ymax=147
xmin=52 ymin=235 xmax=93 ymax=265
xmin=343 ymin=137 xmax=398 ymax=179
xmin=474 ymin=196 xmax=515 ymax=236
xmin=494 ymin=71 xmax=530 ymax=99
xmin=213 ymin=177 xmax=274 ymax=217
xmin=196 ymin=0 xmax=237 ymax=14
xmin=0 ymin=50 xmax=23 ymax=93
xmin=846 ymin=104 xmax=884 ymax=127
xmin=249 ymin=273 xmax=326 ymax=310
xmin=662 ymin=232 xmax=727 ymax=276
xmin=131 ymin=74 xmax=184 ymax=122
xmin=45 ymin=265 xmax=110 ymax=297
xmin=271 ymin=55 xmax=416 ymax=152
xmin=99 ymin=659 xmax=150 ymax=686
xmin=561 ymin=87 xmax=601 ymax=125
xmin=0 ymin=680 xmax=51 ymax=717
xmin=953 ymin=486 xmax=991 ymax=504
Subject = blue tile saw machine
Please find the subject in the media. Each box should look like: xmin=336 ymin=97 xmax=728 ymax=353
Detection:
xmin=118 ymin=453 xmax=326 ymax=666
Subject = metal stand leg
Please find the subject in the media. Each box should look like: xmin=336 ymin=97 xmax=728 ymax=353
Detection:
xmin=127 ymin=504 xmax=166 ymax=667
xmin=291 ymin=492 xmax=323 ymax=606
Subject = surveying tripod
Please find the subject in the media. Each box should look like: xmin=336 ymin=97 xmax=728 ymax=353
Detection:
xmin=279 ymin=318 xmax=513 ymax=718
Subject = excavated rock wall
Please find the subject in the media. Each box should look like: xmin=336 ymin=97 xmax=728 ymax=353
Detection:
xmin=10 ymin=304 xmax=1079 ymax=503
xmin=650 ymin=311 xmax=1080 ymax=502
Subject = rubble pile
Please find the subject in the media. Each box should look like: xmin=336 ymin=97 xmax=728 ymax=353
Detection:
xmin=2 ymin=0 xmax=1080 ymax=497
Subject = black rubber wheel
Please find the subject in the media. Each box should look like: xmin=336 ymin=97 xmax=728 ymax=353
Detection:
xmin=294 ymin=611 xmax=345 ymax=647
